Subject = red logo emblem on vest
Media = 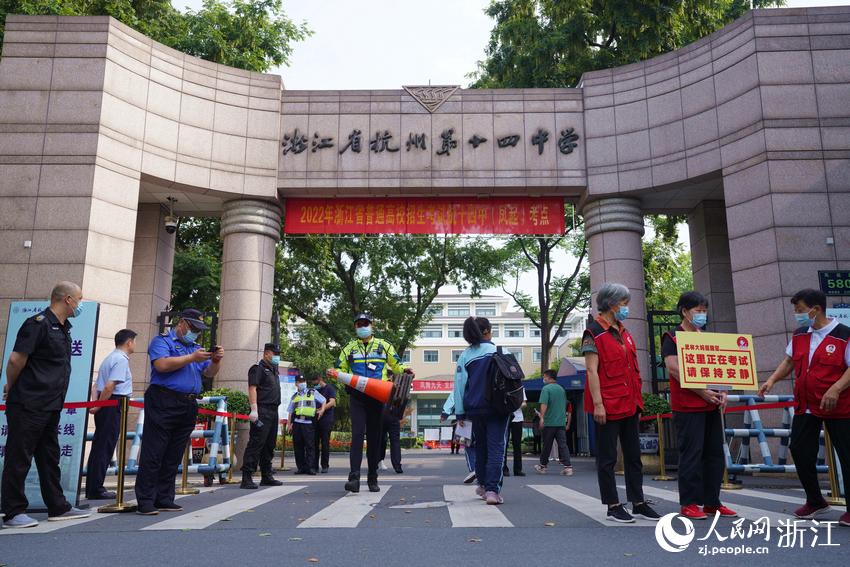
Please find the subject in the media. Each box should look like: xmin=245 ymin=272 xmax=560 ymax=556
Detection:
xmin=826 ymin=344 xmax=836 ymax=355
xmin=737 ymin=336 xmax=749 ymax=350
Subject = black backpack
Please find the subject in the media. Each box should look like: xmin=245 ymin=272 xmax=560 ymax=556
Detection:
xmin=486 ymin=346 xmax=525 ymax=415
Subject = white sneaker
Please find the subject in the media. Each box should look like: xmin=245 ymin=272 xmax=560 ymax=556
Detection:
xmin=48 ymin=507 xmax=91 ymax=521
xmin=378 ymin=460 xmax=387 ymax=471
xmin=3 ymin=513 xmax=38 ymax=528
xmin=463 ymin=471 xmax=477 ymax=484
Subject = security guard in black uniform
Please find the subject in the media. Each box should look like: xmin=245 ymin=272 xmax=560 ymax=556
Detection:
xmin=1 ymin=281 xmax=90 ymax=528
xmin=240 ymin=343 xmax=284 ymax=489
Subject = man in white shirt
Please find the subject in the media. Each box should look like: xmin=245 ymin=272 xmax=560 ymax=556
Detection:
xmin=85 ymin=329 xmax=136 ymax=499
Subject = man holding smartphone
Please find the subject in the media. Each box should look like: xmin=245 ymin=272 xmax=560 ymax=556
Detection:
xmin=240 ymin=343 xmax=284 ymax=489
xmin=135 ymin=308 xmax=222 ymax=515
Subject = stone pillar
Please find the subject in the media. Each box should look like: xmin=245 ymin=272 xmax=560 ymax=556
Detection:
xmin=687 ymin=201 xmax=737 ymax=333
xmin=126 ymin=204 xmax=176 ymax=396
xmin=583 ymin=197 xmax=650 ymax=389
xmin=217 ymin=199 xmax=281 ymax=392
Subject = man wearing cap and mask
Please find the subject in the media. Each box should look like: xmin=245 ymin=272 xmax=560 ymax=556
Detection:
xmin=240 ymin=343 xmax=284 ymax=489
xmin=336 ymin=313 xmax=410 ymax=493
xmin=135 ymin=308 xmax=223 ymax=515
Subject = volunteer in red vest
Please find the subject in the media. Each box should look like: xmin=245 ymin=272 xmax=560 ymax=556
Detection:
xmin=662 ymin=291 xmax=738 ymax=520
xmin=581 ymin=282 xmax=661 ymax=523
xmin=759 ymin=288 xmax=850 ymax=526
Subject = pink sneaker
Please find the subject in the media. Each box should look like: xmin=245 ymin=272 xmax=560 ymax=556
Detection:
xmin=839 ymin=512 xmax=849 ymax=527
xmin=794 ymin=501 xmax=830 ymax=519
xmin=485 ymin=491 xmax=503 ymax=505
xmin=475 ymin=485 xmax=486 ymax=498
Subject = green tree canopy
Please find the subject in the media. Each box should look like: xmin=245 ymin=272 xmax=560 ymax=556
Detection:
xmin=0 ymin=0 xmax=310 ymax=72
xmin=471 ymin=0 xmax=783 ymax=89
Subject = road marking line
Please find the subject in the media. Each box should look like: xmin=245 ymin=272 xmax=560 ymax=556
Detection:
xmin=443 ymin=485 xmax=513 ymax=528
xmin=732 ymin=488 xmax=804 ymax=506
xmin=0 ymin=486 xmax=220 ymax=535
xmin=298 ymin=486 xmax=391 ymax=528
xmin=528 ymin=484 xmax=643 ymax=527
xmin=626 ymin=485 xmax=791 ymax=525
xmin=280 ymin=476 xmax=421 ymax=483
xmin=142 ymin=485 xmax=305 ymax=531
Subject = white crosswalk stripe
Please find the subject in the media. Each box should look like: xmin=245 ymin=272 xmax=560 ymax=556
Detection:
xmin=443 ymin=485 xmax=513 ymax=527
xmin=297 ymin=486 xmax=391 ymax=528
xmin=627 ymin=485 xmax=791 ymax=525
xmin=528 ymin=484 xmax=643 ymax=527
xmin=143 ymin=485 xmax=306 ymax=531
xmin=0 ymin=486 xmax=221 ymax=536
xmin=733 ymin=488 xmax=805 ymax=506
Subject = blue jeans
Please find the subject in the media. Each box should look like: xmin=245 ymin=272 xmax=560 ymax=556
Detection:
xmin=473 ymin=414 xmax=510 ymax=493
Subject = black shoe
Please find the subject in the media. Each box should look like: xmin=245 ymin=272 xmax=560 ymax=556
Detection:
xmin=86 ymin=491 xmax=116 ymax=500
xmin=394 ymin=468 xmax=403 ymax=474
xmin=307 ymin=470 xmax=317 ymax=476
xmin=156 ymin=501 xmax=183 ymax=512
xmin=514 ymin=471 xmax=526 ymax=477
xmin=240 ymin=473 xmax=258 ymax=489
xmin=136 ymin=503 xmax=159 ymax=516
xmin=503 ymin=469 xmax=511 ymax=477
xmin=321 ymin=468 xmax=329 ymax=474
xmin=368 ymin=480 xmax=380 ymax=492
xmin=607 ymin=504 xmax=635 ymax=523
xmin=632 ymin=502 xmax=661 ymax=521
xmin=344 ymin=472 xmax=360 ymax=493
xmin=260 ymin=475 xmax=283 ymax=486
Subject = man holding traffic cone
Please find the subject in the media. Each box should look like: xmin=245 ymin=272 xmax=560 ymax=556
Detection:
xmin=335 ymin=313 xmax=409 ymax=493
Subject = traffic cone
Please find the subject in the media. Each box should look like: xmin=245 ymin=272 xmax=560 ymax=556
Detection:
xmin=326 ymin=368 xmax=394 ymax=403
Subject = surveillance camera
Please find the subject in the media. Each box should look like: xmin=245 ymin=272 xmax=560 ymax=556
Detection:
xmin=164 ymin=215 xmax=178 ymax=234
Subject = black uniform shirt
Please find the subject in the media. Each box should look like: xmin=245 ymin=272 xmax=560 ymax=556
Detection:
xmin=8 ymin=308 xmax=72 ymax=411
xmin=248 ymin=359 xmax=281 ymax=407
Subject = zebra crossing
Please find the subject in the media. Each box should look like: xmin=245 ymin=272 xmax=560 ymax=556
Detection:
xmin=1 ymin=479 xmax=821 ymax=534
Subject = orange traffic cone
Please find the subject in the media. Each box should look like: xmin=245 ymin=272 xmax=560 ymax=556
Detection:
xmin=326 ymin=368 xmax=393 ymax=403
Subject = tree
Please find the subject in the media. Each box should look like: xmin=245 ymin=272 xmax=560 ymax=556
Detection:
xmin=643 ymin=215 xmax=693 ymax=311
xmin=471 ymin=0 xmax=783 ymax=89
xmin=0 ymin=0 xmax=311 ymax=73
xmin=170 ymin=217 xmax=222 ymax=313
xmin=274 ymin=234 xmax=506 ymax=357
xmin=502 ymin=204 xmax=589 ymax=376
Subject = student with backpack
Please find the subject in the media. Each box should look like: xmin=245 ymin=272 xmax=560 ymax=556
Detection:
xmin=453 ymin=316 xmax=524 ymax=505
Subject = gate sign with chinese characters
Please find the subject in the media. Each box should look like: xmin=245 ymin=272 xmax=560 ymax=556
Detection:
xmin=284 ymin=197 xmax=565 ymax=235
xmin=676 ymin=331 xmax=759 ymax=391
xmin=0 ymin=300 xmax=99 ymax=508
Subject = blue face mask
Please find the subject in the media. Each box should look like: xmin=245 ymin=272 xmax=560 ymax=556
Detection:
xmin=182 ymin=330 xmax=199 ymax=344
xmin=692 ymin=313 xmax=708 ymax=328
xmin=794 ymin=311 xmax=814 ymax=327
xmin=70 ymin=303 xmax=82 ymax=318
xmin=271 ymin=355 xmax=281 ymax=366
xmin=614 ymin=306 xmax=629 ymax=322
xmin=356 ymin=325 xmax=372 ymax=339
xmin=297 ymin=382 xmax=307 ymax=392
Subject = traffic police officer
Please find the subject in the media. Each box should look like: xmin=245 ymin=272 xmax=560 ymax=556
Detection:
xmin=240 ymin=343 xmax=284 ymax=489
xmin=285 ymin=374 xmax=326 ymax=475
xmin=134 ymin=308 xmax=222 ymax=515
xmin=336 ymin=313 xmax=409 ymax=493
xmin=1 ymin=281 xmax=90 ymax=528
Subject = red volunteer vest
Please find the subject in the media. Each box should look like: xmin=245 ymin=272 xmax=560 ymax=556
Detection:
xmin=791 ymin=323 xmax=850 ymax=418
xmin=583 ymin=317 xmax=644 ymax=421
xmin=663 ymin=328 xmax=716 ymax=413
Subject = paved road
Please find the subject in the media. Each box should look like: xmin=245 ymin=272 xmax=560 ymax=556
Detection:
xmin=1 ymin=452 xmax=847 ymax=566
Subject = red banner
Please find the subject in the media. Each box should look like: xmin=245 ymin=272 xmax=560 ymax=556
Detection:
xmin=412 ymin=380 xmax=454 ymax=392
xmin=283 ymin=197 xmax=564 ymax=235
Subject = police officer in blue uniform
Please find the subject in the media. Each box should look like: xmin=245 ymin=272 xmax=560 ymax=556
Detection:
xmin=134 ymin=309 xmax=222 ymax=515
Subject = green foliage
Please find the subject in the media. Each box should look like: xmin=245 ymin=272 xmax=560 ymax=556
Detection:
xmin=502 ymin=204 xmax=589 ymax=375
xmin=171 ymin=217 xmax=222 ymax=314
xmin=642 ymin=391 xmax=671 ymax=417
xmin=643 ymin=215 xmax=693 ymax=311
xmin=471 ymin=0 xmax=784 ymax=89
xmin=200 ymin=386 xmax=251 ymax=417
xmin=1 ymin=0 xmax=311 ymax=73
xmin=275 ymin=235 xmax=506 ymax=356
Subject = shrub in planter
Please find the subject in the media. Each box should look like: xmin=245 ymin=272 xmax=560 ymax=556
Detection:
xmin=199 ymin=387 xmax=251 ymax=418
xmin=641 ymin=392 xmax=671 ymax=433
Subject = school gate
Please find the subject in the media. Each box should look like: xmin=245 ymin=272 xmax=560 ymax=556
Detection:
xmin=1 ymin=7 xmax=849 ymax=404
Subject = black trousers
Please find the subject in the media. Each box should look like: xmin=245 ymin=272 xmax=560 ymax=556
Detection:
xmin=135 ymin=387 xmax=197 ymax=507
xmin=0 ymin=404 xmax=71 ymax=519
xmin=85 ymin=395 xmax=124 ymax=497
xmin=540 ymin=426 xmax=571 ymax=467
xmin=533 ymin=433 xmax=542 ymax=454
xmin=595 ymin=412 xmax=644 ymax=506
xmin=380 ymin=413 xmax=401 ymax=470
xmin=503 ymin=420 xmax=524 ymax=473
xmin=790 ymin=413 xmax=850 ymax=512
xmin=313 ymin=417 xmax=333 ymax=471
xmin=673 ymin=410 xmax=724 ymax=506
xmin=292 ymin=421 xmax=316 ymax=473
xmin=349 ymin=393 xmax=383 ymax=480
xmin=241 ymin=405 xmax=279 ymax=475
